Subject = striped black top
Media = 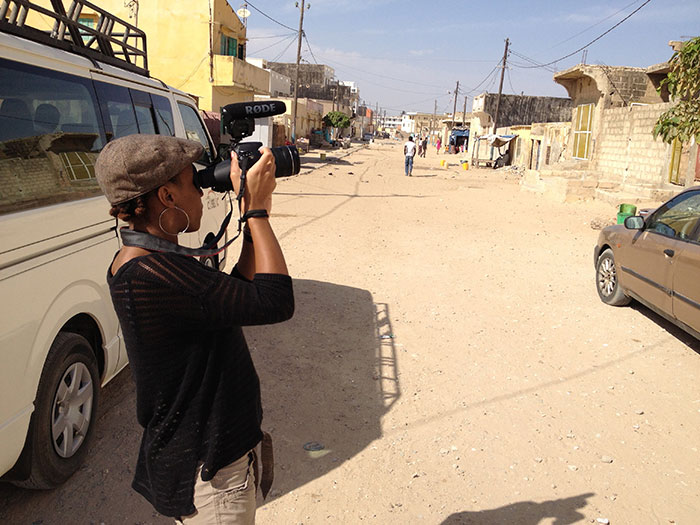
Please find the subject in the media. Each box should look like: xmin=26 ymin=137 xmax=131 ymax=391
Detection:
xmin=107 ymin=252 xmax=294 ymax=517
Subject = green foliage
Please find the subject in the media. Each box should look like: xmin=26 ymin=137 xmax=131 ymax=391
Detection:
xmin=653 ymin=37 xmax=700 ymax=144
xmin=323 ymin=111 xmax=351 ymax=130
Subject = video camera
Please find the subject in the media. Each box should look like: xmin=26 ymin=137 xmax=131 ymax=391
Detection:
xmin=194 ymin=100 xmax=300 ymax=192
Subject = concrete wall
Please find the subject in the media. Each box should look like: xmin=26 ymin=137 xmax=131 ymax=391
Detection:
xmin=473 ymin=93 xmax=573 ymax=130
xmin=592 ymin=102 xmax=673 ymax=189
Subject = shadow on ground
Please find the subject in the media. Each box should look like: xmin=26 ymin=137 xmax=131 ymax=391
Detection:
xmin=631 ymin=301 xmax=700 ymax=354
xmin=0 ymin=279 xmax=398 ymax=524
xmin=246 ymin=278 xmax=399 ymax=500
xmin=300 ymin=156 xmax=352 ymax=166
xmin=441 ymin=492 xmax=595 ymax=525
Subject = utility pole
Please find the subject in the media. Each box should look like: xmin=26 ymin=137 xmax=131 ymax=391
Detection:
xmin=375 ymin=101 xmax=379 ymax=133
xmin=462 ymin=95 xmax=467 ymax=126
xmin=450 ymin=81 xmax=459 ymax=129
xmin=492 ymin=37 xmax=509 ymax=134
xmin=450 ymin=81 xmax=459 ymax=151
xmin=430 ymin=99 xmax=437 ymax=142
xmin=291 ymin=0 xmax=308 ymax=143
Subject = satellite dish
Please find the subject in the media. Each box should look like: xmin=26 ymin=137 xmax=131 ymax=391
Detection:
xmin=237 ymin=7 xmax=250 ymax=18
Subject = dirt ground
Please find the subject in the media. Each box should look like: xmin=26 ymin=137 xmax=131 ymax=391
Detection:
xmin=1 ymin=141 xmax=699 ymax=524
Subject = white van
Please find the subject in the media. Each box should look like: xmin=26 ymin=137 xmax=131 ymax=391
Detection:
xmin=0 ymin=2 xmax=229 ymax=487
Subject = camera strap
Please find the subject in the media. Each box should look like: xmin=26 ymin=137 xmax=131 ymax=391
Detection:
xmin=120 ymin=206 xmax=239 ymax=258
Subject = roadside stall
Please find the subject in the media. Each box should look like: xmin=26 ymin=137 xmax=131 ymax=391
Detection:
xmin=471 ymin=134 xmax=516 ymax=168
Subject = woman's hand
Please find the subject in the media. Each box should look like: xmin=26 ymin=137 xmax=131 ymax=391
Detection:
xmin=229 ymin=148 xmax=276 ymax=213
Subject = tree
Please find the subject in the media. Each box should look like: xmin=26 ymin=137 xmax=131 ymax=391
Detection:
xmin=653 ymin=37 xmax=700 ymax=144
xmin=323 ymin=111 xmax=351 ymax=134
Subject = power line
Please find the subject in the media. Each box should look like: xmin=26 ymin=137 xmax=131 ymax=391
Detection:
xmin=302 ymin=32 xmax=319 ymax=64
xmin=462 ymin=64 xmax=500 ymax=96
xmin=509 ymin=49 xmax=557 ymax=73
xmin=517 ymin=0 xmax=653 ymax=69
xmin=551 ymin=0 xmax=643 ymax=49
xmin=247 ymin=32 xmax=297 ymax=40
xmin=248 ymin=33 xmax=298 ymax=56
xmin=245 ymin=0 xmax=298 ymax=32
xmin=271 ymin=33 xmax=298 ymax=62
xmin=506 ymin=67 xmax=517 ymax=94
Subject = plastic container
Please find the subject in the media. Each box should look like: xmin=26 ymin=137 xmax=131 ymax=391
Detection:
xmin=618 ymin=203 xmax=637 ymax=215
xmin=461 ymin=160 xmax=469 ymax=170
xmin=617 ymin=212 xmax=632 ymax=224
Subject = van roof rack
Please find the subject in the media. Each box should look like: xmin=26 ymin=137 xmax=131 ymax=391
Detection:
xmin=0 ymin=0 xmax=148 ymax=76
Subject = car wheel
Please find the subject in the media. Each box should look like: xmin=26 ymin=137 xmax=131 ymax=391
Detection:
xmin=14 ymin=332 xmax=99 ymax=489
xmin=199 ymin=232 xmax=220 ymax=270
xmin=596 ymin=248 xmax=631 ymax=306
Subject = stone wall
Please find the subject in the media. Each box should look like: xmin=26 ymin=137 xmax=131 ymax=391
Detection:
xmin=592 ymin=102 xmax=673 ymax=189
xmin=483 ymin=93 xmax=573 ymax=128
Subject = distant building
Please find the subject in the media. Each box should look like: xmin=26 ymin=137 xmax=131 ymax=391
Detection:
xmin=470 ymin=93 xmax=573 ymax=139
xmin=246 ymin=58 xmax=292 ymax=97
xmin=267 ymin=63 xmax=356 ymax=114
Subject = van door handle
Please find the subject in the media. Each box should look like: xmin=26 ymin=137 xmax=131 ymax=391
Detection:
xmin=664 ymin=249 xmax=675 ymax=257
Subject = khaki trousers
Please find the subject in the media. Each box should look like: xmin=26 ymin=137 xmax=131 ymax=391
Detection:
xmin=177 ymin=452 xmax=256 ymax=524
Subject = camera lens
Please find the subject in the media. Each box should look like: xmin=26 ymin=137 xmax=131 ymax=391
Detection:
xmin=271 ymin=145 xmax=300 ymax=178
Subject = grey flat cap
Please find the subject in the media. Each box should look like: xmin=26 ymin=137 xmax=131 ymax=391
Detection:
xmin=95 ymin=134 xmax=204 ymax=205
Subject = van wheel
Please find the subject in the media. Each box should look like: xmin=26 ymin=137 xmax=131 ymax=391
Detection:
xmin=15 ymin=333 xmax=99 ymax=489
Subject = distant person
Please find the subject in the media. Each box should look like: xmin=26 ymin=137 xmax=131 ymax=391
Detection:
xmin=420 ymin=137 xmax=428 ymax=158
xmin=436 ymin=137 xmax=441 ymax=155
xmin=404 ymin=135 xmax=416 ymax=176
xmin=416 ymin=136 xmax=423 ymax=157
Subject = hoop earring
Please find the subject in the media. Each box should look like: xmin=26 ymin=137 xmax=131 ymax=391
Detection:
xmin=158 ymin=206 xmax=190 ymax=236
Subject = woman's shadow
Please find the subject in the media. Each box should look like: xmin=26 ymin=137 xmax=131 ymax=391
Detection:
xmin=245 ymin=278 xmax=400 ymax=499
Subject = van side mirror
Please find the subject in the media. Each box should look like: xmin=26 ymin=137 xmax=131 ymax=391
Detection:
xmin=624 ymin=216 xmax=645 ymax=230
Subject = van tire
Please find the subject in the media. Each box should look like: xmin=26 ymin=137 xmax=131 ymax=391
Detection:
xmin=14 ymin=333 xmax=99 ymax=489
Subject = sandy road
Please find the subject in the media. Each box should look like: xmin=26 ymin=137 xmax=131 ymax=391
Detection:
xmin=1 ymin=140 xmax=699 ymax=524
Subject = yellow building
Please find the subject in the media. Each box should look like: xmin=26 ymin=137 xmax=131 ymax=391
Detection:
xmin=271 ymin=97 xmax=324 ymax=142
xmin=80 ymin=0 xmax=270 ymax=111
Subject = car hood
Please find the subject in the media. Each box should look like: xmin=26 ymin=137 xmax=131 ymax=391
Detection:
xmin=597 ymin=223 xmax=636 ymax=247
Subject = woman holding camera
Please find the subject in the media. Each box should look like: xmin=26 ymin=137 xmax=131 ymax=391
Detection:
xmin=95 ymin=134 xmax=294 ymax=524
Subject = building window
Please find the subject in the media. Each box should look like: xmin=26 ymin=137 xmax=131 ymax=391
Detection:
xmin=78 ymin=15 xmax=98 ymax=44
xmin=669 ymin=137 xmax=683 ymax=185
xmin=220 ymin=34 xmax=237 ymax=57
xmin=60 ymin=151 xmax=96 ymax=181
xmin=572 ymin=103 xmax=593 ymax=160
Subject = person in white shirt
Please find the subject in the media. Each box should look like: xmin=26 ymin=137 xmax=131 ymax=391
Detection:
xmin=404 ymin=136 xmax=416 ymax=176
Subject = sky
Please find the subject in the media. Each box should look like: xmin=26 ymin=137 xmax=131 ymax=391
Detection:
xmin=236 ymin=0 xmax=700 ymax=116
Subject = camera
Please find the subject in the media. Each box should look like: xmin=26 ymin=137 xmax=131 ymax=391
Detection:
xmin=194 ymin=101 xmax=300 ymax=192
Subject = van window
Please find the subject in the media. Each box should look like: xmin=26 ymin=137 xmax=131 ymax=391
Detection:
xmin=95 ymin=82 xmax=138 ymax=139
xmin=0 ymin=58 xmax=105 ymax=214
xmin=152 ymin=94 xmax=175 ymax=136
xmin=178 ymin=102 xmax=215 ymax=163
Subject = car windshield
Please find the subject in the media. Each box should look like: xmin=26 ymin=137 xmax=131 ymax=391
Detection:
xmin=647 ymin=191 xmax=700 ymax=241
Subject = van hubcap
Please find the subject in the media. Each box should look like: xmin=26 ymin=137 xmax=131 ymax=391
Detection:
xmin=52 ymin=363 xmax=93 ymax=458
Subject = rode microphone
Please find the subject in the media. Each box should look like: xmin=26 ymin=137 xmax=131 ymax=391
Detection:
xmin=221 ymin=100 xmax=287 ymax=122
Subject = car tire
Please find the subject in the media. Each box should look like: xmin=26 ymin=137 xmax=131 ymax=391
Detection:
xmin=199 ymin=232 xmax=220 ymax=270
xmin=596 ymin=248 xmax=631 ymax=306
xmin=14 ymin=332 xmax=99 ymax=489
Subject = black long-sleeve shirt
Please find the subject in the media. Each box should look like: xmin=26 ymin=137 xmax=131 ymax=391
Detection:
xmin=107 ymin=252 xmax=294 ymax=517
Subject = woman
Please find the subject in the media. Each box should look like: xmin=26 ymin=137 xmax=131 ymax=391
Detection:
xmin=95 ymin=134 xmax=294 ymax=523
xmin=436 ymin=137 xmax=441 ymax=155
